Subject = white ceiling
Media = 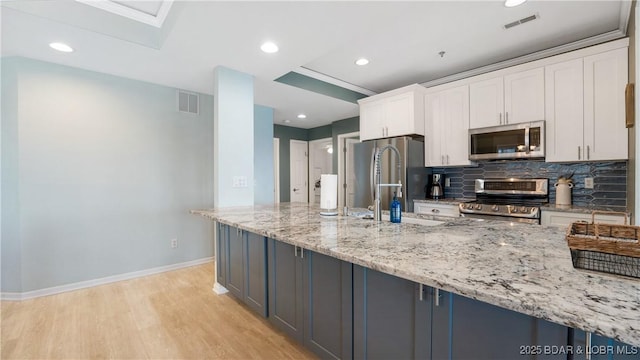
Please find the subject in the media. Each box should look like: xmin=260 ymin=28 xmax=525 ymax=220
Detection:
xmin=0 ymin=1 xmax=631 ymax=129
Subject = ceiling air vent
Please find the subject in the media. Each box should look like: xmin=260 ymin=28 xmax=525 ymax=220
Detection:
xmin=177 ymin=90 xmax=199 ymax=114
xmin=504 ymin=13 xmax=539 ymax=29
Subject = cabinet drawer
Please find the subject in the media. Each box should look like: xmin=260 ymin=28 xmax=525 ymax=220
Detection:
xmin=414 ymin=202 xmax=460 ymax=217
xmin=541 ymin=210 xmax=629 ymax=227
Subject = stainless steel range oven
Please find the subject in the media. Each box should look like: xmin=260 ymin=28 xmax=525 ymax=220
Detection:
xmin=459 ymin=178 xmax=548 ymax=224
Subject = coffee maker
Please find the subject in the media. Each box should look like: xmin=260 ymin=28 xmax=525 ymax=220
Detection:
xmin=427 ymin=174 xmax=445 ymax=200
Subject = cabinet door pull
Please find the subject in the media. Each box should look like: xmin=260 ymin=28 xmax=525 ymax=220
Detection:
xmin=446 ymin=154 xmax=449 ymax=165
xmin=294 ymin=245 xmax=298 ymax=257
xmin=578 ymin=146 xmax=581 ymax=160
xmin=499 ymin=113 xmax=502 ymax=125
xmin=300 ymin=247 xmax=304 ymax=259
xmin=432 ymin=208 xmax=440 ymax=213
xmin=435 ymin=288 xmax=441 ymax=307
xmin=505 ymin=112 xmax=509 ymax=124
xmin=441 ymin=155 xmax=444 ymax=165
xmin=585 ymin=332 xmax=592 ymax=360
xmin=419 ymin=284 xmax=424 ymax=301
xmin=587 ymin=145 xmax=590 ymax=160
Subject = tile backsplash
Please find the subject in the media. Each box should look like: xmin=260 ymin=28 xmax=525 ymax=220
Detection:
xmin=430 ymin=161 xmax=627 ymax=210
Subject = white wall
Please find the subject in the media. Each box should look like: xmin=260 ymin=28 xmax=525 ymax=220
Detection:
xmin=1 ymin=57 xmax=214 ymax=292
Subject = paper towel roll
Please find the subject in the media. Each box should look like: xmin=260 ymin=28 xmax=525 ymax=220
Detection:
xmin=320 ymin=174 xmax=338 ymax=215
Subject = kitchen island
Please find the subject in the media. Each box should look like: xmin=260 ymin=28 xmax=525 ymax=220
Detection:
xmin=191 ymin=203 xmax=640 ymax=350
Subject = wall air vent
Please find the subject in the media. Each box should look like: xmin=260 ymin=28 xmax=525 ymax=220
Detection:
xmin=504 ymin=13 xmax=539 ymax=29
xmin=177 ymin=90 xmax=199 ymax=114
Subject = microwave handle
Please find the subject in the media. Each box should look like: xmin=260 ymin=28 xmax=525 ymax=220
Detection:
xmin=524 ymin=126 xmax=530 ymax=154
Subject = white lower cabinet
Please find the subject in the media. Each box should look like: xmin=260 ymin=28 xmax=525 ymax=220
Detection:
xmin=414 ymin=202 xmax=460 ymax=217
xmin=541 ymin=210 xmax=629 ymax=227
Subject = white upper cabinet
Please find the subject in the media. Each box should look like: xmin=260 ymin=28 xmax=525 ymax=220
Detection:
xmin=583 ymin=47 xmax=628 ymax=161
xmin=425 ymin=85 xmax=471 ymax=167
xmin=469 ymin=68 xmax=544 ymax=129
xmin=545 ymin=58 xmax=584 ymax=162
xmin=545 ymin=48 xmax=628 ymax=162
xmin=358 ymin=84 xmax=426 ymax=141
xmin=469 ymin=77 xmax=504 ymax=129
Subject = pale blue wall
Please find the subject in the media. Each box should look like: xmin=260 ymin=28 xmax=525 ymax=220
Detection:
xmin=254 ymin=105 xmax=275 ymax=205
xmin=1 ymin=57 xmax=214 ymax=293
xmin=1 ymin=59 xmax=21 ymax=292
xmin=213 ymin=67 xmax=254 ymax=207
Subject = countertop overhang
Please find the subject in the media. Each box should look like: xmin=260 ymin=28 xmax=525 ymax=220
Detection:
xmin=191 ymin=203 xmax=640 ymax=346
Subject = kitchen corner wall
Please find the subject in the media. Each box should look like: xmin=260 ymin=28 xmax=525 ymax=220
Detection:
xmin=1 ymin=57 xmax=215 ymax=293
xmin=430 ymin=161 xmax=628 ymax=211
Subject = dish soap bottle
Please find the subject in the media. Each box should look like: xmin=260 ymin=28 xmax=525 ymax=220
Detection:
xmin=390 ymin=192 xmax=401 ymax=223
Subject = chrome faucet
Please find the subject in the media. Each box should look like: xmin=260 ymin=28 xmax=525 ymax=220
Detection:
xmin=373 ymin=144 xmax=403 ymax=222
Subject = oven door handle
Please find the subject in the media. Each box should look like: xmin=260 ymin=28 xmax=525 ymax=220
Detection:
xmin=524 ymin=125 xmax=530 ymax=154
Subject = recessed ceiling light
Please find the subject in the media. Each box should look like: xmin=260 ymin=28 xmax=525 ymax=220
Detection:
xmin=260 ymin=41 xmax=279 ymax=53
xmin=49 ymin=42 xmax=74 ymax=53
xmin=504 ymin=0 xmax=527 ymax=7
xmin=284 ymin=119 xmax=291 ymax=123
xmin=355 ymin=58 xmax=369 ymax=66
xmin=297 ymin=114 xmax=307 ymax=119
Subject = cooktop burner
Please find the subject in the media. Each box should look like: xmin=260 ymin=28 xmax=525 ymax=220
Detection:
xmin=459 ymin=178 xmax=549 ymax=223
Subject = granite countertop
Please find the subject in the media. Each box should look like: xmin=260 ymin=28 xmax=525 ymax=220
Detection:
xmin=541 ymin=203 xmax=631 ymax=216
xmin=191 ymin=203 xmax=640 ymax=346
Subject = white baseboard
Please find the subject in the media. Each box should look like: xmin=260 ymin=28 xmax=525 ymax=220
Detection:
xmin=213 ymin=282 xmax=229 ymax=295
xmin=0 ymin=257 xmax=213 ymax=301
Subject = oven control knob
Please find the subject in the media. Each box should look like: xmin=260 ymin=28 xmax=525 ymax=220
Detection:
xmin=511 ymin=207 xmax=518 ymax=213
xmin=520 ymin=206 xmax=527 ymax=213
xmin=475 ymin=204 xmax=482 ymax=210
xmin=492 ymin=205 xmax=499 ymax=212
xmin=467 ymin=204 xmax=474 ymax=210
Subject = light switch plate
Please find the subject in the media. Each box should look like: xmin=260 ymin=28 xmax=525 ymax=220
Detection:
xmin=584 ymin=177 xmax=594 ymax=189
xmin=445 ymin=178 xmax=451 ymax=187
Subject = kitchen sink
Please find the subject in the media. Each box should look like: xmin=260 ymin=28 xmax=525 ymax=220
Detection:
xmin=401 ymin=217 xmax=445 ymax=226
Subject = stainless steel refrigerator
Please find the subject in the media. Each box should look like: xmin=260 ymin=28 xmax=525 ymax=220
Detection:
xmin=351 ymin=136 xmax=429 ymax=213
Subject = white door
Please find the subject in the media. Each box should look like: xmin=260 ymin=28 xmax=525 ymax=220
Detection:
xmin=469 ymin=76 xmax=504 ymax=129
xmin=290 ymin=140 xmax=308 ymax=203
xmin=544 ymin=58 xmax=584 ymax=162
xmin=344 ymin=138 xmax=360 ymax=208
xmin=444 ymin=85 xmax=471 ymax=166
xmin=359 ymin=101 xmax=386 ymax=141
xmin=424 ymin=92 xmax=445 ymax=166
xmin=385 ymin=92 xmax=413 ymax=137
xmin=583 ymin=47 xmax=628 ymax=161
xmin=308 ymin=138 xmax=333 ymax=204
xmin=504 ymin=67 xmax=545 ymax=125
xmin=274 ymin=138 xmax=280 ymax=203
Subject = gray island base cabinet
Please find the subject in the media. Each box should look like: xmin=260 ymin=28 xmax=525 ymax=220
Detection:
xmin=216 ymin=223 xmax=268 ymax=317
xmin=354 ymin=266 xmax=570 ymax=360
xmin=572 ymin=330 xmax=639 ymax=360
xmin=353 ymin=265 xmax=431 ymax=359
xmin=433 ymin=290 xmax=569 ymax=360
xmin=211 ymin=222 xmax=637 ymax=360
xmin=267 ymin=238 xmax=352 ymax=360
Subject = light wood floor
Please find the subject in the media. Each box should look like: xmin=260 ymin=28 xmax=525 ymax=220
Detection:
xmin=1 ymin=262 xmax=317 ymax=359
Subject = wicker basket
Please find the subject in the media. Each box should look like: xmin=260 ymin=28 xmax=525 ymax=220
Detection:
xmin=566 ymin=211 xmax=640 ymax=278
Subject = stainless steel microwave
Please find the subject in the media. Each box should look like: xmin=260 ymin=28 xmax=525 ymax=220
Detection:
xmin=469 ymin=120 xmax=545 ymax=161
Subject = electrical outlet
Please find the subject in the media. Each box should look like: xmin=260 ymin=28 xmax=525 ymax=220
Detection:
xmin=584 ymin=177 xmax=594 ymax=189
xmin=445 ymin=178 xmax=451 ymax=187
xmin=171 ymin=238 xmax=178 ymax=248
